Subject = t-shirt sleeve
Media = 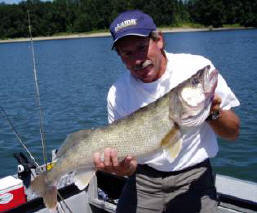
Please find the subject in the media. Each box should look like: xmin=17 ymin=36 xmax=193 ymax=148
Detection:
xmin=107 ymin=98 xmax=115 ymax=124
xmin=106 ymin=86 xmax=123 ymax=123
xmin=200 ymin=55 xmax=240 ymax=110
xmin=215 ymin=74 xmax=240 ymax=110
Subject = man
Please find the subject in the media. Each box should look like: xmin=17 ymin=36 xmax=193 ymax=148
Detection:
xmin=94 ymin=10 xmax=240 ymax=213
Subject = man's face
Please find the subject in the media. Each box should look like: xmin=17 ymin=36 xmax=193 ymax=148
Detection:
xmin=116 ymin=35 xmax=166 ymax=83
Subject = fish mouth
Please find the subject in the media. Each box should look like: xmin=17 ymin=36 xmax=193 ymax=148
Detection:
xmin=209 ymin=68 xmax=218 ymax=83
xmin=204 ymin=68 xmax=218 ymax=97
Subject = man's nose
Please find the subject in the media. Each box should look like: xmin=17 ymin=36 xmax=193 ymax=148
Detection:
xmin=131 ymin=52 xmax=146 ymax=64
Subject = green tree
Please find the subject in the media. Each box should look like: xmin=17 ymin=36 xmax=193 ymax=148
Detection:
xmin=1 ymin=0 xmax=256 ymax=39
xmin=239 ymin=0 xmax=257 ymax=27
xmin=0 ymin=4 xmax=27 ymax=38
xmin=188 ymin=0 xmax=226 ymax=27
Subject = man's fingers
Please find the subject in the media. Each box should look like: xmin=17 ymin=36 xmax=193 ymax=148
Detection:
xmin=122 ymin=156 xmax=132 ymax=168
xmin=104 ymin=148 xmax=112 ymax=167
xmin=93 ymin=152 xmax=104 ymax=169
xmin=93 ymin=149 xmax=137 ymax=176
xmin=210 ymin=95 xmax=222 ymax=112
xmin=122 ymin=156 xmax=137 ymax=176
xmin=94 ymin=148 xmax=119 ymax=173
xmin=110 ymin=149 xmax=119 ymax=167
xmin=213 ymin=96 xmax=221 ymax=105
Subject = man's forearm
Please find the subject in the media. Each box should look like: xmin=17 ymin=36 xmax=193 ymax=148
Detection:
xmin=207 ymin=109 xmax=240 ymax=141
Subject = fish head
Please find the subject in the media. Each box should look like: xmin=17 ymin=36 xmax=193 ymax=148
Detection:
xmin=200 ymin=65 xmax=218 ymax=101
xmin=169 ymin=65 xmax=218 ymax=128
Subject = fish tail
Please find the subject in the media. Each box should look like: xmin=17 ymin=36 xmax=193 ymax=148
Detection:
xmin=30 ymin=173 xmax=57 ymax=209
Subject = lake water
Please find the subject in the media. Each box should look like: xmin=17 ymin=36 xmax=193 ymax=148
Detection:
xmin=0 ymin=29 xmax=256 ymax=182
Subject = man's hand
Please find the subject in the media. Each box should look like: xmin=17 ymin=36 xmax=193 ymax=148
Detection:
xmin=93 ymin=148 xmax=137 ymax=176
xmin=210 ymin=95 xmax=222 ymax=114
xmin=207 ymin=94 xmax=240 ymax=141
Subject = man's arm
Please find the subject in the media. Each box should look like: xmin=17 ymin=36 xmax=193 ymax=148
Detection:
xmin=207 ymin=95 xmax=240 ymax=141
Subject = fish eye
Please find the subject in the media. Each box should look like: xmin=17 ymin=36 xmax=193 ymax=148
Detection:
xmin=191 ymin=77 xmax=200 ymax=85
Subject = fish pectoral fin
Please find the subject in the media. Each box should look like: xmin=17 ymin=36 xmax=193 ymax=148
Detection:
xmin=74 ymin=169 xmax=95 ymax=190
xmin=163 ymin=138 xmax=182 ymax=163
xmin=161 ymin=125 xmax=182 ymax=163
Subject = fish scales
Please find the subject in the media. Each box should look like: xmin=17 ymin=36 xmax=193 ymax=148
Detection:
xmin=30 ymin=65 xmax=218 ymax=209
xmin=69 ymin=92 xmax=172 ymax=166
xmin=46 ymin=92 xmax=173 ymax=183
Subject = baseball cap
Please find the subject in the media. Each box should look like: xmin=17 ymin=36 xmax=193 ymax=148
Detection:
xmin=110 ymin=10 xmax=157 ymax=48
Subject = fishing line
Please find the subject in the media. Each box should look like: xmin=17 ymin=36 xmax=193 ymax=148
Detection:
xmin=0 ymin=106 xmax=40 ymax=167
xmin=57 ymin=191 xmax=73 ymax=213
xmin=57 ymin=202 xmax=65 ymax=213
xmin=27 ymin=10 xmax=49 ymax=168
xmin=27 ymin=9 xmax=73 ymax=212
xmin=57 ymin=202 xmax=66 ymax=213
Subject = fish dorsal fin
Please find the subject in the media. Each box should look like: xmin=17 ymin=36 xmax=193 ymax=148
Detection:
xmin=161 ymin=124 xmax=182 ymax=163
xmin=74 ymin=169 xmax=95 ymax=190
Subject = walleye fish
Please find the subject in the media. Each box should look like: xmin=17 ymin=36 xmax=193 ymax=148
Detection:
xmin=30 ymin=65 xmax=218 ymax=209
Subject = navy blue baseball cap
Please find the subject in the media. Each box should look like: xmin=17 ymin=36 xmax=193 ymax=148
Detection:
xmin=110 ymin=10 xmax=157 ymax=48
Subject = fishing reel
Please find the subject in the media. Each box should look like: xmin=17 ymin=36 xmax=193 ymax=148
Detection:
xmin=13 ymin=152 xmax=37 ymax=188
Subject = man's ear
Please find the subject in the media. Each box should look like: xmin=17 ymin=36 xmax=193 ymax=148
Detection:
xmin=156 ymin=32 xmax=165 ymax=50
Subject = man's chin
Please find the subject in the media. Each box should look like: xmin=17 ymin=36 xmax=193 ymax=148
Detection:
xmin=140 ymin=71 xmax=157 ymax=83
xmin=140 ymin=76 xmax=155 ymax=83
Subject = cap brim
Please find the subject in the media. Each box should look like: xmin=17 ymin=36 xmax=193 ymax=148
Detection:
xmin=111 ymin=28 xmax=153 ymax=49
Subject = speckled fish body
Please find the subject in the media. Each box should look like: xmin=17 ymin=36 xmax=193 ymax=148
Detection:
xmin=30 ymin=65 xmax=218 ymax=209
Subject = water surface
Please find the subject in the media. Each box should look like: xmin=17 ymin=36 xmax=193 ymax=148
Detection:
xmin=0 ymin=29 xmax=256 ymax=182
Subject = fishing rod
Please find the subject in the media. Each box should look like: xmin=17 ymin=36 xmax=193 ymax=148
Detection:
xmin=27 ymin=9 xmax=73 ymax=212
xmin=27 ymin=10 xmax=49 ymax=168
xmin=0 ymin=10 xmax=48 ymax=173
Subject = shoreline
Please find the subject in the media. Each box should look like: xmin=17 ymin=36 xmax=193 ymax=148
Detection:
xmin=0 ymin=27 xmax=253 ymax=44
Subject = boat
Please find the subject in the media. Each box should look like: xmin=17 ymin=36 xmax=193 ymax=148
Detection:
xmin=1 ymin=151 xmax=257 ymax=213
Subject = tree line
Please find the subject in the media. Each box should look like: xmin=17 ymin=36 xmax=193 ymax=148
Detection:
xmin=0 ymin=0 xmax=256 ymax=39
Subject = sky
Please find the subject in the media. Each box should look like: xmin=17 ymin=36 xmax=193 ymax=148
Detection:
xmin=1 ymin=0 xmax=50 ymax=4
xmin=1 ymin=0 xmax=22 ymax=4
